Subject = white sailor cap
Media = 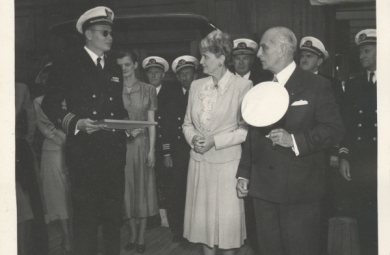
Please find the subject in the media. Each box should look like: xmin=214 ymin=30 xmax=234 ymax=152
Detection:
xmin=232 ymin=39 xmax=258 ymax=56
xmin=242 ymin=81 xmax=289 ymax=127
xmin=355 ymin=29 xmax=376 ymax=46
xmin=300 ymin=36 xmax=329 ymax=60
xmin=142 ymin=56 xmax=169 ymax=73
xmin=171 ymin=55 xmax=199 ymax=73
xmin=76 ymin=6 xmax=114 ymax=34
xmin=35 ymin=62 xmax=52 ymax=84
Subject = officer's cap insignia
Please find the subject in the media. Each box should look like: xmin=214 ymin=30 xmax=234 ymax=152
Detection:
xmin=149 ymin=59 xmax=156 ymax=65
xmin=303 ymin=40 xmax=312 ymax=47
xmin=359 ymin=33 xmax=366 ymax=42
xmin=238 ymin=42 xmax=247 ymax=48
xmin=178 ymin=59 xmax=186 ymax=67
xmin=105 ymin=9 xmax=113 ymax=20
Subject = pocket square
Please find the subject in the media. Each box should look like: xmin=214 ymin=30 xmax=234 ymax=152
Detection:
xmin=111 ymin=77 xmax=120 ymax=82
xmin=291 ymin=100 xmax=308 ymax=106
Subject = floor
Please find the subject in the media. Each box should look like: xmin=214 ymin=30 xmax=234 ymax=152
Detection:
xmin=47 ymin=222 xmax=257 ymax=255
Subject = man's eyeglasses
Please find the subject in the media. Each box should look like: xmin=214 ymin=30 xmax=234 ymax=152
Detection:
xmin=89 ymin=29 xmax=114 ymax=37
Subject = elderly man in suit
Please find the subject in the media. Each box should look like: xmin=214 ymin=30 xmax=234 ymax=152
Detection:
xmin=236 ymin=27 xmax=345 ymax=255
xmin=41 ymin=7 xmax=127 ymax=255
xmin=339 ymin=29 xmax=377 ymax=255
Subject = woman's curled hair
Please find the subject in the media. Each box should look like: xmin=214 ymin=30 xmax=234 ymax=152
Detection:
xmin=199 ymin=30 xmax=233 ymax=66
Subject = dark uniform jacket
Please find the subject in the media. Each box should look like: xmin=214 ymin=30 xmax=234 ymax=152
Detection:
xmin=41 ymin=47 xmax=127 ymax=169
xmin=155 ymin=82 xmax=183 ymax=155
xmin=163 ymin=86 xmax=191 ymax=157
xmin=318 ymin=72 xmax=344 ymax=157
xmin=237 ymin=67 xmax=345 ymax=203
xmin=339 ymin=72 xmax=377 ymax=162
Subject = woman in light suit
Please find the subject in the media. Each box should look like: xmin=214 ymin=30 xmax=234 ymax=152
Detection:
xmin=33 ymin=66 xmax=73 ymax=254
xmin=183 ymin=30 xmax=253 ymax=255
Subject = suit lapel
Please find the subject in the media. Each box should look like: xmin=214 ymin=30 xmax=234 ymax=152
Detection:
xmin=284 ymin=67 xmax=308 ymax=104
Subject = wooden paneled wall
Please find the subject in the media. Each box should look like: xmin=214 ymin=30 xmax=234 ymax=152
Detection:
xmin=15 ymin=0 xmax=332 ymax=83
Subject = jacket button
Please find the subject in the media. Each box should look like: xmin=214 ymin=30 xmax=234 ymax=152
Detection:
xmin=110 ymin=97 xmax=113 ymax=101
xmin=158 ymin=126 xmax=161 ymax=128
xmin=375 ymin=123 xmax=377 ymax=127
xmin=359 ymin=110 xmax=363 ymax=114
xmin=158 ymin=116 xmax=161 ymax=119
xmin=93 ymin=94 xmax=96 ymax=98
xmin=111 ymin=113 xmax=114 ymax=116
xmin=178 ymin=127 xmax=181 ymax=129
xmin=159 ymin=135 xmax=162 ymax=138
xmin=358 ymin=123 xmax=362 ymax=127
xmin=373 ymin=137 xmax=377 ymax=141
xmin=93 ymin=111 xmax=97 ymax=115
xmin=112 ymin=129 xmax=115 ymax=132
xmin=178 ymin=117 xmax=181 ymax=120
xmin=269 ymin=166 xmax=273 ymax=170
xmin=357 ymin=137 xmax=361 ymax=141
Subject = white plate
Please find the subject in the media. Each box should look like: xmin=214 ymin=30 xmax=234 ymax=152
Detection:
xmin=242 ymin=81 xmax=289 ymax=127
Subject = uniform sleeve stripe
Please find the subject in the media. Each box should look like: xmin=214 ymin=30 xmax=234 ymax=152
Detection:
xmin=339 ymin=147 xmax=349 ymax=154
xmin=62 ymin=113 xmax=75 ymax=135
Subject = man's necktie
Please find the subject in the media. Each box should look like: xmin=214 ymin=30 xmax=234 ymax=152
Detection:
xmin=273 ymin=75 xmax=278 ymax=83
xmin=369 ymin=72 xmax=375 ymax=86
xmin=97 ymin=57 xmax=103 ymax=71
xmin=184 ymin=89 xmax=189 ymax=102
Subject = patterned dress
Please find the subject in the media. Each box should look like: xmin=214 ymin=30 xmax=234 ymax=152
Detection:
xmin=122 ymin=80 xmax=159 ymax=218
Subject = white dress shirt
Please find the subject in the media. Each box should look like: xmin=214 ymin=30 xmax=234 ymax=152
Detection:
xmin=84 ymin=46 xmax=105 ymax=68
xmin=156 ymin=85 xmax=162 ymax=95
xmin=367 ymin=70 xmax=377 ymax=83
xmin=236 ymin=71 xmax=251 ymax=80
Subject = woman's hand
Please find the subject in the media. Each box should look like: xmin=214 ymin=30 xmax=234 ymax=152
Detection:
xmin=192 ymin=135 xmax=205 ymax=154
xmin=195 ymin=136 xmax=215 ymax=154
xmin=146 ymin=150 xmax=155 ymax=168
xmin=127 ymin=128 xmax=142 ymax=137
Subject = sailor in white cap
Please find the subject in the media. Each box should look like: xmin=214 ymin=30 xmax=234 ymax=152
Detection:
xmin=41 ymin=6 xmax=127 ymax=255
xmin=339 ymin=29 xmax=377 ymax=254
xmin=299 ymin=35 xmax=344 ymax=253
xmin=159 ymin=55 xmax=199 ymax=243
xmin=142 ymin=56 xmax=181 ymax=223
xmin=232 ymin=39 xmax=263 ymax=85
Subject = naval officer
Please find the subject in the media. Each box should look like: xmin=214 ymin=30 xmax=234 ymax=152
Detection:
xmin=41 ymin=7 xmax=127 ymax=254
xmin=163 ymin=55 xmax=198 ymax=242
xmin=339 ymin=29 xmax=378 ymax=255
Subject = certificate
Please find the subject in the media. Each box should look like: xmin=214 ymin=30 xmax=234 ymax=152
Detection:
xmin=93 ymin=119 xmax=157 ymax=129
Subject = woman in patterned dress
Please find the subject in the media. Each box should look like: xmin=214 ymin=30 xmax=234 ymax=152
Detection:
xmin=116 ymin=49 xmax=159 ymax=253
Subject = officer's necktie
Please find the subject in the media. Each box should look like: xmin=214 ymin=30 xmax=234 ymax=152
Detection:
xmin=272 ymin=75 xmax=278 ymax=83
xmin=184 ymin=89 xmax=189 ymax=102
xmin=369 ymin=72 xmax=375 ymax=86
xmin=97 ymin=57 xmax=103 ymax=71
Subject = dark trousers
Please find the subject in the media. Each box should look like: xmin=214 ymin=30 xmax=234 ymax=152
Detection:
xmin=70 ymin=163 xmax=124 ymax=255
xmin=253 ymin=198 xmax=321 ymax=255
xmin=244 ymin=197 xmax=259 ymax=252
xmin=350 ymin=156 xmax=378 ymax=255
xmin=166 ymin=147 xmax=190 ymax=236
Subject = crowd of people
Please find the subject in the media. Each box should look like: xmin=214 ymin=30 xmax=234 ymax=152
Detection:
xmin=15 ymin=5 xmax=377 ymax=255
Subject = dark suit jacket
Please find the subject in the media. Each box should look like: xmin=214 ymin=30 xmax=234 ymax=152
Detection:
xmin=41 ymin=47 xmax=127 ymax=169
xmin=237 ymin=66 xmax=345 ymax=203
xmin=339 ymin=72 xmax=377 ymax=162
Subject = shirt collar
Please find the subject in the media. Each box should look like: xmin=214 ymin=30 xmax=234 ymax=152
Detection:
xmin=367 ymin=70 xmax=377 ymax=83
xmin=236 ymin=71 xmax=251 ymax=80
xmin=204 ymin=70 xmax=233 ymax=93
xmin=84 ymin=46 xmax=105 ymax=67
xmin=314 ymin=71 xmax=319 ymax=75
xmin=182 ymin=87 xmax=189 ymax=94
xmin=274 ymin=61 xmax=296 ymax=87
xmin=156 ymin=84 xmax=162 ymax=95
